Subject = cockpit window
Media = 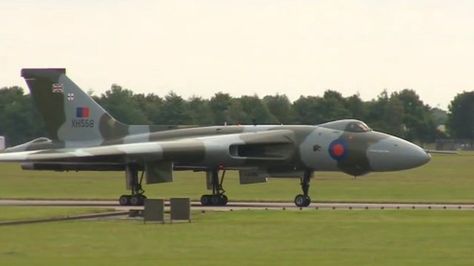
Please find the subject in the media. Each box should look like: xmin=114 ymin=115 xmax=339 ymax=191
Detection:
xmin=345 ymin=121 xmax=371 ymax=132
xmin=318 ymin=119 xmax=372 ymax=133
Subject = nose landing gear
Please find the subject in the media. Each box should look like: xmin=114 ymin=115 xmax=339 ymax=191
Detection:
xmin=294 ymin=170 xmax=312 ymax=207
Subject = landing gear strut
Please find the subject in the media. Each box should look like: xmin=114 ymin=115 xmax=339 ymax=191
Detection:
xmin=294 ymin=170 xmax=312 ymax=207
xmin=119 ymin=164 xmax=147 ymax=206
xmin=201 ymin=169 xmax=228 ymax=206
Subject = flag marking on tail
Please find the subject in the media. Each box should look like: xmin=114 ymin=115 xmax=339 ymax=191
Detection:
xmin=73 ymin=107 xmax=94 ymax=128
xmin=51 ymin=83 xmax=64 ymax=93
xmin=76 ymin=107 xmax=90 ymax=118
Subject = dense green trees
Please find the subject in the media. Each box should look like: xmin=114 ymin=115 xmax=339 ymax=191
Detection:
xmin=447 ymin=91 xmax=474 ymax=140
xmin=0 ymin=87 xmax=46 ymax=145
xmin=95 ymin=85 xmax=149 ymax=124
xmin=0 ymin=84 xmax=470 ymax=147
xmin=263 ymin=94 xmax=294 ymax=124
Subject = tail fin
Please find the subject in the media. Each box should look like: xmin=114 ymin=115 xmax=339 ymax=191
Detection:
xmin=21 ymin=68 xmax=128 ymax=144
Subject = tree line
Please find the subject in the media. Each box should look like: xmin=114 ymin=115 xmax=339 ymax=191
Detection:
xmin=0 ymin=84 xmax=473 ymax=146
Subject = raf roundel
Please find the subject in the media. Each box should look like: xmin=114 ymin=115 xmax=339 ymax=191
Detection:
xmin=328 ymin=139 xmax=348 ymax=161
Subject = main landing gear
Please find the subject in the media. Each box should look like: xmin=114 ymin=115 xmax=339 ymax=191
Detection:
xmin=201 ymin=169 xmax=228 ymax=206
xmin=119 ymin=165 xmax=147 ymax=206
xmin=294 ymin=170 xmax=312 ymax=207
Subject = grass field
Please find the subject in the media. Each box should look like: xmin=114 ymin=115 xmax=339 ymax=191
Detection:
xmin=1 ymin=209 xmax=474 ymax=266
xmin=1 ymin=153 xmax=473 ymax=265
xmin=0 ymin=153 xmax=473 ymax=202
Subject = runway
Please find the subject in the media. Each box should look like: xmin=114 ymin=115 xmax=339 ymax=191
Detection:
xmin=2 ymin=199 xmax=474 ymax=211
xmin=2 ymin=199 xmax=473 ymax=226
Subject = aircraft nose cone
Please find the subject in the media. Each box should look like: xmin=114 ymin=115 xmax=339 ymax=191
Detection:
xmin=419 ymin=149 xmax=431 ymax=165
xmin=409 ymin=146 xmax=431 ymax=167
xmin=367 ymin=136 xmax=431 ymax=171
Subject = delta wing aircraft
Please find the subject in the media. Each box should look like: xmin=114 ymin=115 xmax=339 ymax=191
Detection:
xmin=0 ymin=69 xmax=431 ymax=207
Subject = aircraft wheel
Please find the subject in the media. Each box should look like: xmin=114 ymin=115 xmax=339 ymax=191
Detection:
xmin=294 ymin=194 xmax=310 ymax=207
xmin=211 ymin=195 xmax=222 ymax=206
xmin=138 ymin=195 xmax=147 ymax=205
xmin=200 ymin=195 xmax=211 ymax=206
xmin=220 ymin=194 xmax=228 ymax=206
xmin=119 ymin=195 xmax=131 ymax=206
xmin=130 ymin=195 xmax=144 ymax=206
xmin=303 ymin=195 xmax=311 ymax=207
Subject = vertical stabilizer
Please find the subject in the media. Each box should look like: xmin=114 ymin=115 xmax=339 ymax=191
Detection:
xmin=21 ymin=68 xmax=127 ymax=145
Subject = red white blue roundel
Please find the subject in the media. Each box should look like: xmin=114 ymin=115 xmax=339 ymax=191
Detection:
xmin=328 ymin=139 xmax=348 ymax=161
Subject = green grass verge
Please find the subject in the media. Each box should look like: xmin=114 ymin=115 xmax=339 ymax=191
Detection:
xmin=0 ymin=207 xmax=112 ymax=222
xmin=0 ymin=153 xmax=473 ymax=202
xmin=1 ymin=210 xmax=474 ymax=266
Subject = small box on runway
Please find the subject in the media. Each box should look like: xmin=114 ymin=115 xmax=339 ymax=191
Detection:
xmin=170 ymin=198 xmax=191 ymax=223
xmin=143 ymin=199 xmax=164 ymax=223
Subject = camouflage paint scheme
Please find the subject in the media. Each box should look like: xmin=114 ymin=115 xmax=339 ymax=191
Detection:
xmin=0 ymin=69 xmax=430 ymax=205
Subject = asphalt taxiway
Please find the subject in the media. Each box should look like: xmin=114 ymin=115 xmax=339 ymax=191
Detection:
xmin=2 ymin=199 xmax=474 ymax=211
xmin=2 ymin=199 xmax=473 ymax=226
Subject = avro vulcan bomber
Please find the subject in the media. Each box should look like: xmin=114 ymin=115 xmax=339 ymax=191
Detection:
xmin=0 ymin=69 xmax=431 ymax=207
